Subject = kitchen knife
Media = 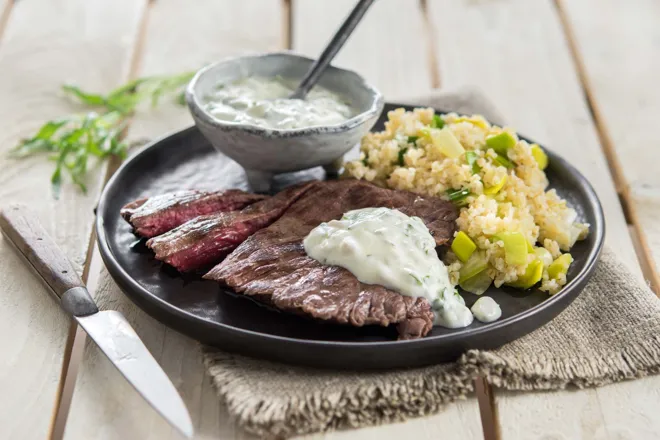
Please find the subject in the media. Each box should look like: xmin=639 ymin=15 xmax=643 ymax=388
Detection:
xmin=0 ymin=205 xmax=194 ymax=439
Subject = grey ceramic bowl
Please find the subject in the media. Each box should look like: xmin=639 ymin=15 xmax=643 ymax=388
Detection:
xmin=186 ymin=52 xmax=384 ymax=191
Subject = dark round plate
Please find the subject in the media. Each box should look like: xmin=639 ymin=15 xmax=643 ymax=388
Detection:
xmin=96 ymin=103 xmax=604 ymax=370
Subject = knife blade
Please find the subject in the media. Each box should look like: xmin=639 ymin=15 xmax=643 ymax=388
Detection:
xmin=0 ymin=205 xmax=194 ymax=438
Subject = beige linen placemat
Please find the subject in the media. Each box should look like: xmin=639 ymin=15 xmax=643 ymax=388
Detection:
xmin=202 ymin=90 xmax=660 ymax=439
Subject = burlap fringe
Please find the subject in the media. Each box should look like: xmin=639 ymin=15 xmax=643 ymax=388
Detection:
xmin=203 ymin=349 xmax=474 ymax=439
xmin=203 ymin=334 xmax=660 ymax=439
xmin=461 ymin=335 xmax=660 ymax=390
xmin=195 ymin=91 xmax=660 ymax=438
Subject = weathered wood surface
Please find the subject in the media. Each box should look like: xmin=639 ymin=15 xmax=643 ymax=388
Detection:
xmin=2 ymin=0 xmax=659 ymax=438
xmin=292 ymin=0 xmax=434 ymax=98
xmin=559 ymin=1 xmax=660 ymax=439
xmin=0 ymin=0 xmax=145 ymax=438
xmin=560 ymin=0 xmax=660 ymax=283
xmin=64 ymin=1 xmax=483 ymax=439
xmin=63 ymin=1 xmax=283 ymax=439
xmin=293 ymin=1 xmax=484 ymax=438
xmin=428 ymin=0 xmax=660 ymax=439
xmin=0 ymin=205 xmax=91 ymax=298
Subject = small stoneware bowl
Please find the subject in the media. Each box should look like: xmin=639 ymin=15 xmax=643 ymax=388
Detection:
xmin=185 ymin=52 xmax=384 ymax=191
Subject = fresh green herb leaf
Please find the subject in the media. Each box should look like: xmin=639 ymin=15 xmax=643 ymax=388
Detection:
xmin=362 ymin=152 xmax=369 ymax=166
xmin=465 ymin=151 xmax=480 ymax=174
xmin=397 ymin=147 xmax=408 ymax=166
xmin=36 ymin=120 xmax=68 ymax=140
xmin=486 ymin=131 xmax=516 ymax=155
xmin=51 ymin=160 xmax=62 ymax=191
xmin=62 ymin=85 xmax=107 ymax=106
xmin=13 ymin=70 xmax=196 ymax=195
xmin=446 ymin=188 xmax=472 ymax=207
xmin=176 ymin=91 xmax=187 ymax=106
xmin=409 ymin=273 xmax=424 ymax=285
xmin=431 ymin=114 xmax=445 ymax=129
xmin=494 ymin=153 xmax=514 ymax=169
xmin=407 ymin=135 xmax=419 ymax=145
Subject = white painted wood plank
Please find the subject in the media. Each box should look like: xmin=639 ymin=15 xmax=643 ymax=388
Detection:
xmin=292 ymin=1 xmax=483 ymax=439
xmin=64 ymin=1 xmax=283 ymax=439
xmin=561 ymin=0 xmax=660 ymax=275
xmin=429 ymin=0 xmax=639 ymax=274
xmin=307 ymin=405 xmax=482 ymax=440
xmin=129 ymin=0 xmax=284 ymax=141
xmin=560 ymin=1 xmax=660 ymax=439
xmin=428 ymin=1 xmax=660 ymax=438
xmin=292 ymin=0 xmax=434 ymax=98
xmin=0 ymin=1 xmax=146 ymax=439
xmin=66 ymin=1 xmax=483 ymax=439
xmin=0 ymin=0 xmax=10 ymax=28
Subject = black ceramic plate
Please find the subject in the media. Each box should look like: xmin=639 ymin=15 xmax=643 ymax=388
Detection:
xmin=96 ymin=103 xmax=604 ymax=370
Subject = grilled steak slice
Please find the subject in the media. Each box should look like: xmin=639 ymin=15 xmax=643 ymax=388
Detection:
xmin=205 ymin=180 xmax=458 ymax=340
xmin=121 ymin=189 xmax=266 ymax=238
xmin=146 ymin=181 xmax=317 ymax=272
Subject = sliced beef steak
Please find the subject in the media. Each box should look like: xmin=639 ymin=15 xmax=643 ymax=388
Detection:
xmin=146 ymin=181 xmax=316 ymax=272
xmin=205 ymin=180 xmax=458 ymax=339
xmin=121 ymin=189 xmax=266 ymax=238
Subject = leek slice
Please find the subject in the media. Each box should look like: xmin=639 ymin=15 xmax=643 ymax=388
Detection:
xmin=548 ymin=253 xmax=573 ymax=279
xmin=486 ymin=131 xmax=516 ymax=155
xmin=530 ymin=144 xmax=548 ymax=170
xmin=507 ymin=259 xmax=543 ymax=289
xmin=484 ymin=175 xmax=507 ymax=195
xmin=451 ymin=231 xmax=477 ymax=263
xmin=428 ymin=128 xmax=465 ymax=159
xmin=493 ymin=232 xmax=528 ymax=266
xmin=459 ymin=270 xmax=492 ymax=295
xmin=459 ymin=250 xmax=488 ymax=284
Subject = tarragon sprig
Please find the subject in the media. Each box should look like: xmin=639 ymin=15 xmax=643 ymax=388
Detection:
xmin=10 ymin=71 xmax=195 ymax=197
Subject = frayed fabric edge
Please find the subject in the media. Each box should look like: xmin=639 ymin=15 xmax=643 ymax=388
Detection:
xmin=203 ymin=349 xmax=475 ymax=439
xmin=202 ymin=335 xmax=660 ymax=438
xmin=460 ymin=335 xmax=660 ymax=390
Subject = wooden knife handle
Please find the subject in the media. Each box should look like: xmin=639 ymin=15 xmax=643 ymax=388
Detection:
xmin=0 ymin=204 xmax=98 ymax=316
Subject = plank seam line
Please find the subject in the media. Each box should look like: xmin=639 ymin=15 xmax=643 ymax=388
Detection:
xmin=553 ymin=0 xmax=660 ymax=295
xmin=283 ymin=0 xmax=292 ymax=50
xmin=0 ymin=0 xmax=15 ymax=42
xmin=475 ymin=377 xmax=501 ymax=440
xmin=419 ymin=0 xmax=441 ymax=89
xmin=47 ymin=1 xmax=155 ymax=438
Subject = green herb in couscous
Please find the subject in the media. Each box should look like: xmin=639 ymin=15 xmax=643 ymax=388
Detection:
xmin=343 ymin=108 xmax=589 ymax=295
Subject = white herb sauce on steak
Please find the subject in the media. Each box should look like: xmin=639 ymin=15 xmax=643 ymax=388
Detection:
xmin=205 ymin=180 xmax=460 ymax=339
xmin=303 ymin=207 xmax=473 ymax=329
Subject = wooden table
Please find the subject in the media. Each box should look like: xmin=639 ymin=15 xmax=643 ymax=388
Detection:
xmin=1 ymin=1 xmax=659 ymax=439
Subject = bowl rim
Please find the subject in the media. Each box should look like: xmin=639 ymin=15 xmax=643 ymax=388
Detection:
xmin=185 ymin=51 xmax=385 ymax=136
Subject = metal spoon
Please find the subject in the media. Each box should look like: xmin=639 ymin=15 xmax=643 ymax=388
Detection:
xmin=289 ymin=0 xmax=376 ymax=100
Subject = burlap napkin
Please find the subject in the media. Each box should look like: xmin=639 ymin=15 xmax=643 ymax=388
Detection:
xmin=202 ymin=90 xmax=660 ymax=438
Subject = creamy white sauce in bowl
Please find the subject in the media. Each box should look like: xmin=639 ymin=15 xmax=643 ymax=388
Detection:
xmin=185 ymin=52 xmax=384 ymax=192
xmin=203 ymin=76 xmax=354 ymax=130
xmin=303 ymin=207 xmax=473 ymax=329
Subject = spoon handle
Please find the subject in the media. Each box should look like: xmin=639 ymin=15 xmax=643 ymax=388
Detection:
xmin=290 ymin=0 xmax=376 ymax=100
